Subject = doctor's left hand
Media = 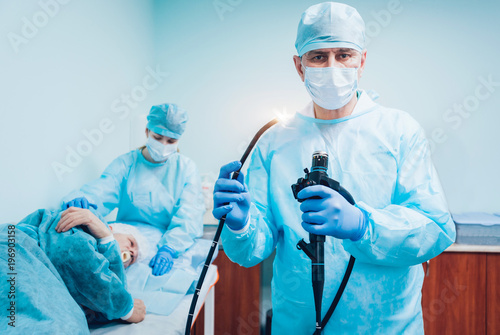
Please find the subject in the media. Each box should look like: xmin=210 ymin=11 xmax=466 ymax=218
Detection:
xmin=149 ymin=245 xmax=175 ymax=276
xmin=56 ymin=207 xmax=112 ymax=240
xmin=298 ymin=185 xmax=367 ymax=241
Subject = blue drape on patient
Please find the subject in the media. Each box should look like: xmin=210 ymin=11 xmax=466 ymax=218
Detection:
xmin=0 ymin=223 xmax=89 ymax=335
xmin=0 ymin=208 xmax=134 ymax=333
xmin=17 ymin=209 xmax=134 ymax=321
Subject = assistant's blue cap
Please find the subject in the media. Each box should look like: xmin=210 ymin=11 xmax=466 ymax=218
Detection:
xmin=146 ymin=103 xmax=188 ymax=139
xmin=295 ymin=2 xmax=365 ymax=56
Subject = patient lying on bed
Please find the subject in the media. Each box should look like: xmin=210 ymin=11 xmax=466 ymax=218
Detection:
xmin=0 ymin=207 xmax=146 ymax=334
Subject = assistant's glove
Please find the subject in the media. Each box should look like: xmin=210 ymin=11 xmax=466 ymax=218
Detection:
xmin=298 ymin=185 xmax=367 ymax=241
xmin=64 ymin=197 xmax=97 ymax=210
xmin=149 ymin=245 xmax=175 ymax=276
xmin=212 ymin=161 xmax=251 ymax=231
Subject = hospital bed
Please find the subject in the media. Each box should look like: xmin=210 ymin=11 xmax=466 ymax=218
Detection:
xmin=89 ymin=223 xmax=219 ymax=335
xmin=89 ymin=264 xmax=218 ymax=335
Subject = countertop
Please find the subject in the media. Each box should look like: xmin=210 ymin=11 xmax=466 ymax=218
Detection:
xmin=203 ymin=226 xmax=500 ymax=253
xmin=445 ymin=243 xmax=500 ymax=253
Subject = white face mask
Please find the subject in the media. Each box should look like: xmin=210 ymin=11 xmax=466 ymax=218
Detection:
xmin=303 ymin=64 xmax=358 ymax=110
xmin=146 ymin=136 xmax=177 ymax=162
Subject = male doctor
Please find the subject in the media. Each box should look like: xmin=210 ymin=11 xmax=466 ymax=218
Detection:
xmin=213 ymin=2 xmax=455 ymax=334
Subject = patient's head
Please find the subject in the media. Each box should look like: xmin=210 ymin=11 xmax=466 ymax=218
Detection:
xmin=114 ymin=233 xmax=138 ymax=268
xmin=109 ymin=223 xmax=149 ymax=268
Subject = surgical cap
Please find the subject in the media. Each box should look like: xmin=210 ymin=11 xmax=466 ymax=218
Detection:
xmin=147 ymin=103 xmax=188 ymax=139
xmin=110 ymin=223 xmax=150 ymax=263
xmin=295 ymin=2 xmax=365 ymax=56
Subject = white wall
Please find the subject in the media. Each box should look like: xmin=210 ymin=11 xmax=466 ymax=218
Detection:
xmin=1 ymin=0 xmax=499 ymax=223
xmin=0 ymin=0 xmax=156 ymax=222
xmin=151 ymin=0 xmax=500 ymax=214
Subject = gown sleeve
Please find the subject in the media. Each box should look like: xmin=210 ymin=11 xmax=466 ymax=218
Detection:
xmin=157 ymin=159 xmax=204 ymax=255
xmin=220 ymin=143 xmax=279 ymax=267
xmin=342 ymin=124 xmax=456 ymax=266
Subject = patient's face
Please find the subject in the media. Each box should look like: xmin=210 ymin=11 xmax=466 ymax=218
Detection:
xmin=114 ymin=233 xmax=139 ymax=268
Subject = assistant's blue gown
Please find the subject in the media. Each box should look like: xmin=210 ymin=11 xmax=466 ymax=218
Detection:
xmin=63 ymin=150 xmax=204 ymax=255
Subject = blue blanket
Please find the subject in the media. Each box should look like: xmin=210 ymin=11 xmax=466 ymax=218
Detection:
xmin=0 ymin=223 xmax=89 ymax=334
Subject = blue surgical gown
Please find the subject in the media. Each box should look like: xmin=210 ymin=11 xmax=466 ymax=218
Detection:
xmin=221 ymin=91 xmax=456 ymax=334
xmin=63 ymin=150 xmax=205 ymax=254
xmin=16 ymin=209 xmax=134 ymax=321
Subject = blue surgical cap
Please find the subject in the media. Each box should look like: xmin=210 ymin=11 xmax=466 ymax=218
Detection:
xmin=295 ymin=2 xmax=365 ymax=56
xmin=147 ymin=103 xmax=188 ymax=139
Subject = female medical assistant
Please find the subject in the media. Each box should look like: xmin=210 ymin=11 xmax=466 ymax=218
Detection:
xmin=63 ymin=104 xmax=205 ymax=276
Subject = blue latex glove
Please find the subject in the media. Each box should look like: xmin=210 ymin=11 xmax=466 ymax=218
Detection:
xmin=298 ymin=185 xmax=367 ymax=241
xmin=64 ymin=197 xmax=97 ymax=210
xmin=149 ymin=245 xmax=175 ymax=276
xmin=212 ymin=161 xmax=251 ymax=231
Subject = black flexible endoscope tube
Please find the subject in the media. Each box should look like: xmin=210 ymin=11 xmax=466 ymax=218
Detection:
xmin=311 ymin=233 xmax=324 ymax=335
xmin=309 ymin=153 xmax=327 ymax=334
xmin=184 ymin=119 xmax=278 ymax=335
xmin=297 ymin=152 xmax=357 ymax=335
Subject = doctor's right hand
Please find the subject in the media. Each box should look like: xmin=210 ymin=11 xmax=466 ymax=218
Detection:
xmin=124 ymin=299 xmax=146 ymax=323
xmin=213 ymin=161 xmax=251 ymax=231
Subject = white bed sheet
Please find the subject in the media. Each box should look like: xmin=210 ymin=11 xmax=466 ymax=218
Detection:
xmin=89 ymin=264 xmax=218 ymax=335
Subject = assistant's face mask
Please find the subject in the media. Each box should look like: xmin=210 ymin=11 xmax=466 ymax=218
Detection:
xmin=146 ymin=136 xmax=178 ymax=162
xmin=303 ymin=63 xmax=358 ymax=110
